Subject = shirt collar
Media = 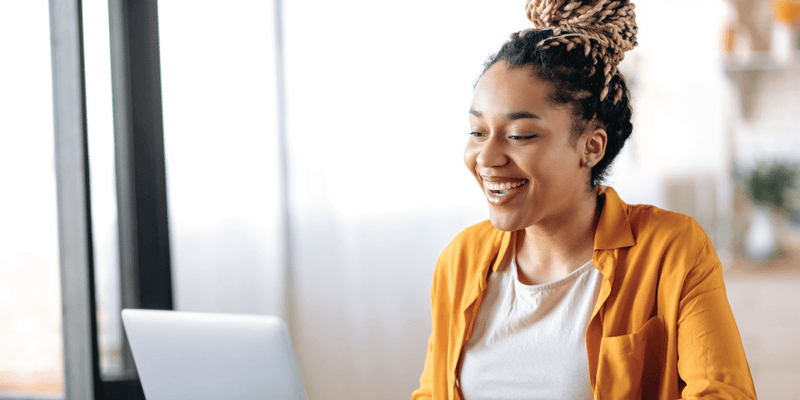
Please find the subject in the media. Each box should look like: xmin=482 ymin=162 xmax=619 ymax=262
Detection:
xmin=594 ymin=186 xmax=636 ymax=250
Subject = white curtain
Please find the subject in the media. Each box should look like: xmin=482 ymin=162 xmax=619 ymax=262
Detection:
xmin=161 ymin=1 xmax=529 ymax=398
xmin=160 ymin=0 xmax=285 ymax=318
xmin=280 ymin=2 xmax=532 ymax=398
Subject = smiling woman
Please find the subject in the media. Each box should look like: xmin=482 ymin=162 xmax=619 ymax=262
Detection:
xmin=465 ymin=66 xmax=603 ymax=286
xmin=465 ymin=67 xmax=602 ymax=237
xmin=413 ymin=1 xmax=757 ymax=399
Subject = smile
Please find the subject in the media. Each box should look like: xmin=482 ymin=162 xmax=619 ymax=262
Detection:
xmin=482 ymin=179 xmax=528 ymax=205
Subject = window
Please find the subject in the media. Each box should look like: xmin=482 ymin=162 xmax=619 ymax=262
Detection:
xmin=0 ymin=1 xmax=65 ymax=397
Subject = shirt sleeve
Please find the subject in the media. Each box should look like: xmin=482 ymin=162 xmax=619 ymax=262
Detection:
xmin=676 ymin=238 xmax=757 ymax=399
xmin=411 ymin=333 xmax=434 ymax=400
xmin=412 ymin=252 xmax=443 ymax=400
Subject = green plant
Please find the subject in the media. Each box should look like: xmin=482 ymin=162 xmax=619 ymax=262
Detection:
xmin=740 ymin=162 xmax=799 ymax=213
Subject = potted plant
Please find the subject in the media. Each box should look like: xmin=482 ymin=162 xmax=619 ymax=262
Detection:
xmin=737 ymin=162 xmax=799 ymax=260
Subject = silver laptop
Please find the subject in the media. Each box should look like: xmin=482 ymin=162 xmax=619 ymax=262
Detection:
xmin=121 ymin=309 xmax=308 ymax=400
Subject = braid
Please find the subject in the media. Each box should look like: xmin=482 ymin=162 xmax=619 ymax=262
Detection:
xmin=484 ymin=0 xmax=638 ymax=186
xmin=517 ymin=0 xmax=638 ymax=103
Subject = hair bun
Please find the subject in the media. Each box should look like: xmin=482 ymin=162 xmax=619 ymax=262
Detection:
xmin=520 ymin=0 xmax=639 ymax=102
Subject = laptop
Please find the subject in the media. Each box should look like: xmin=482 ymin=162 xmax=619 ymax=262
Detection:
xmin=121 ymin=309 xmax=308 ymax=400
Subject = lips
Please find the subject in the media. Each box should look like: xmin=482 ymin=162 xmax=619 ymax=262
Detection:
xmin=481 ymin=177 xmax=528 ymax=205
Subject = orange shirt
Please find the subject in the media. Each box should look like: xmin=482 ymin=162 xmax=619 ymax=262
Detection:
xmin=413 ymin=187 xmax=756 ymax=399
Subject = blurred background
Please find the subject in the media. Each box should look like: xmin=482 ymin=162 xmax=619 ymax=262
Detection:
xmin=1 ymin=0 xmax=799 ymax=399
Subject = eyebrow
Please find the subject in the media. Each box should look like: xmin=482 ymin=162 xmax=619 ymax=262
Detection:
xmin=469 ymin=109 xmax=542 ymax=120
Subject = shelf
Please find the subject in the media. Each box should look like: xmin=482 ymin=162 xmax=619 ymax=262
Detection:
xmin=724 ymin=51 xmax=800 ymax=72
xmin=723 ymin=51 xmax=800 ymax=119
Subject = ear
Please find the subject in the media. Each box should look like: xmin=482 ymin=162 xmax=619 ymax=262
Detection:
xmin=581 ymin=128 xmax=607 ymax=167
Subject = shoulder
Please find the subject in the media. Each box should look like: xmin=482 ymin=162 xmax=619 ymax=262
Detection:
xmin=437 ymin=220 xmax=507 ymax=268
xmin=598 ymin=186 xmax=712 ymax=259
xmin=626 ymin=203 xmax=710 ymax=249
xmin=441 ymin=220 xmax=503 ymax=253
xmin=431 ymin=220 xmax=507 ymax=295
xmin=604 ymin=195 xmax=726 ymax=309
xmin=623 ymin=203 xmax=717 ymax=274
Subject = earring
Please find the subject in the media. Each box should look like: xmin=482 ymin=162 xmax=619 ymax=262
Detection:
xmin=585 ymin=161 xmax=593 ymax=167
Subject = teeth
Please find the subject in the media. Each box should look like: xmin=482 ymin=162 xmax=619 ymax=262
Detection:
xmin=484 ymin=180 xmax=526 ymax=191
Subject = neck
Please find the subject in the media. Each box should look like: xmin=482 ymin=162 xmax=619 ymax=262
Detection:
xmin=515 ymin=189 xmax=598 ymax=284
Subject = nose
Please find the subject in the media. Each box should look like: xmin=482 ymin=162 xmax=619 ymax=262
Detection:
xmin=475 ymin=134 xmax=508 ymax=168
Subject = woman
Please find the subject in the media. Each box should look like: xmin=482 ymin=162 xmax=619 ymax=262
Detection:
xmin=413 ymin=1 xmax=756 ymax=399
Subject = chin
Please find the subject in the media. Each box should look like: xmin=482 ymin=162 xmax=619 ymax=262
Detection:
xmin=487 ymin=213 xmax=523 ymax=232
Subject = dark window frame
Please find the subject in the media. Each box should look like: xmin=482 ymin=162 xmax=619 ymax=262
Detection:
xmin=5 ymin=1 xmax=289 ymax=399
xmin=39 ymin=0 xmax=171 ymax=399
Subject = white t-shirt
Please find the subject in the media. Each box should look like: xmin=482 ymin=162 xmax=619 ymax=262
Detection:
xmin=457 ymin=249 xmax=602 ymax=400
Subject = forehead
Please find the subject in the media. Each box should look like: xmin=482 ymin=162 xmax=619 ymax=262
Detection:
xmin=471 ymin=62 xmax=553 ymax=114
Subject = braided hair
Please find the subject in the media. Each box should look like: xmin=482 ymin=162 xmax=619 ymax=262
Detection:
xmin=482 ymin=0 xmax=638 ymax=187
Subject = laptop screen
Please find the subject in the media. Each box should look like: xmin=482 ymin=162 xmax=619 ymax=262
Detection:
xmin=121 ymin=309 xmax=308 ymax=400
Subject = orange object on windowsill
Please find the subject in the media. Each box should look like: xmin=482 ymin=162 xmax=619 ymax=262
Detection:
xmin=773 ymin=0 xmax=800 ymax=28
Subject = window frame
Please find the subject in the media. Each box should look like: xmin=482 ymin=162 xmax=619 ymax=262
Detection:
xmin=2 ymin=1 xmax=289 ymax=399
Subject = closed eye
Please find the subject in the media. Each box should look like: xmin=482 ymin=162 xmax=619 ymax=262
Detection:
xmin=509 ymin=135 xmax=538 ymax=141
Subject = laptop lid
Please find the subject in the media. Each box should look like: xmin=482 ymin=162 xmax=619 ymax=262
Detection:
xmin=121 ymin=309 xmax=308 ymax=400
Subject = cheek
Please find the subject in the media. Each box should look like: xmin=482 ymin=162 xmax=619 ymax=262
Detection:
xmin=463 ymin=143 xmax=477 ymax=171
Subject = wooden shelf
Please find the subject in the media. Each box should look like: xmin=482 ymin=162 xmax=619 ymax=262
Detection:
xmin=722 ymin=51 xmax=800 ymax=119
xmin=724 ymin=51 xmax=800 ymax=72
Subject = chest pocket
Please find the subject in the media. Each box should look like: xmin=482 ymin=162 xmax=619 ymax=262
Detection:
xmin=595 ymin=315 xmax=667 ymax=400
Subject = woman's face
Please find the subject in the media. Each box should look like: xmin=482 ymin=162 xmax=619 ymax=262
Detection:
xmin=464 ymin=61 xmax=593 ymax=232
